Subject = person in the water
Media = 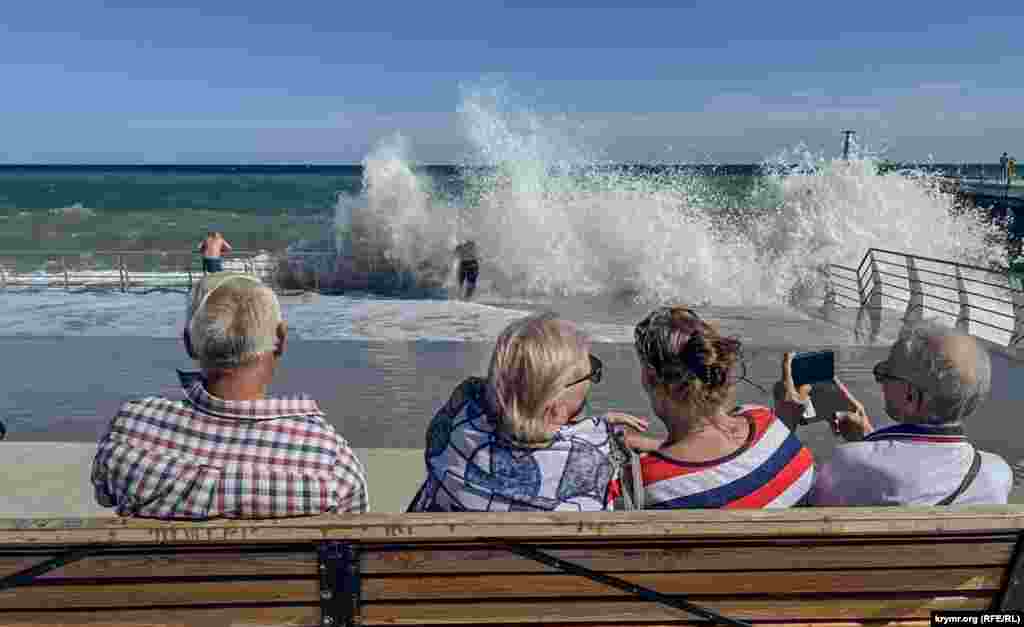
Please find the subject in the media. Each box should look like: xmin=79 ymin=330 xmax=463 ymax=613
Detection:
xmin=454 ymin=240 xmax=479 ymax=300
xmin=197 ymin=231 xmax=233 ymax=274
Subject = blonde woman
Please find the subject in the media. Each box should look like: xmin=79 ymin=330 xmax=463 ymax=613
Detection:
xmin=633 ymin=306 xmax=815 ymax=508
xmin=408 ymin=312 xmax=647 ymax=512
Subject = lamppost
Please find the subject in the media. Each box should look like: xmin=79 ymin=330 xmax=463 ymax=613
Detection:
xmin=841 ymin=131 xmax=856 ymax=160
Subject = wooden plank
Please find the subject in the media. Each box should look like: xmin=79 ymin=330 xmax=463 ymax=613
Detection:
xmin=0 ymin=551 xmax=316 ymax=579
xmin=361 ymin=540 xmax=1014 ymax=574
xmin=0 ymin=580 xmax=318 ymax=610
xmin=3 ymin=507 xmax=1024 ymax=545
xmin=360 ymin=595 xmax=990 ymax=624
xmin=0 ymin=606 xmax=318 ymax=627
xmin=362 ymin=567 xmax=1003 ymax=600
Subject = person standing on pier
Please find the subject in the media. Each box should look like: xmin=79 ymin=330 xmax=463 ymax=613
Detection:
xmin=1000 ymin=152 xmax=1009 ymax=183
xmin=1009 ymin=156 xmax=1017 ymax=183
xmin=198 ymin=231 xmax=233 ymax=274
xmin=454 ymin=239 xmax=480 ymax=300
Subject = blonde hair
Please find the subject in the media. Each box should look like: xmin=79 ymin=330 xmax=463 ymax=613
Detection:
xmin=187 ymin=273 xmax=282 ymax=369
xmin=487 ymin=312 xmax=590 ymax=445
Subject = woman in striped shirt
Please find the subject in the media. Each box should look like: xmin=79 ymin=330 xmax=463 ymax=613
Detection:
xmin=631 ymin=306 xmax=816 ymax=509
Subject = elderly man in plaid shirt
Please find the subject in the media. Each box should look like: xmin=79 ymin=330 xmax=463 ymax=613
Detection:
xmin=91 ymin=273 xmax=369 ymax=518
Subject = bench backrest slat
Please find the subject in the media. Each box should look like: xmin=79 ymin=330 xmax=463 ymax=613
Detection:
xmin=360 ymin=536 xmax=1017 ymax=574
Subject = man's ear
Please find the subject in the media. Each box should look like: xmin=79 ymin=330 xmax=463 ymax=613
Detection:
xmin=183 ymin=327 xmax=196 ymax=360
xmin=274 ymin=321 xmax=288 ymax=358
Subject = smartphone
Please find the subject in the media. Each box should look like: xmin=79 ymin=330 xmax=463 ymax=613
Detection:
xmin=791 ymin=350 xmax=835 ymax=387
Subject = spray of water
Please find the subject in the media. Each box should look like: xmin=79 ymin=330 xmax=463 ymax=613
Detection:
xmin=359 ymin=134 xmax=455 ymax=281
xmin=320 ymin=83 xmax=1006 ymax=306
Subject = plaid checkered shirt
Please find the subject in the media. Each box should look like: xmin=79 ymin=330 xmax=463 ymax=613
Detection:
xmin=91 ymin=370 xmax=369 ymax=519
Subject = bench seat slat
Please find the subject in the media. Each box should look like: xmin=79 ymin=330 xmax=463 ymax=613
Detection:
xmin=0 ymin=580 xmax=318 ymax=610
xmin=360 ymin=595 xmax=990 ymax=624
xmin=0 ymin=606 xmax=319 ymax=627
xmin=0 ymin=551 xmax=316 ymax=579
xmin=361 ymin=567 xmax=1003 ymax=600
xmin=361 ymin=540 xmax=1013 ymax=574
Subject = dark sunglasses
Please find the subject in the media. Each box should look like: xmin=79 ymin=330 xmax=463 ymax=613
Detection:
xmin=873 ymin=361 xmax=911 ymax=386
xmin=566 ymin=354 xmax=603 ymax=388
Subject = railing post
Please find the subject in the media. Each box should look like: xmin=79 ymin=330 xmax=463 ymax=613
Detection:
xmin=865 ymin=251 xmax=883 ymax=342
xmin=821 ymin=266 xmax=836 ymax=313
xmin=1011 ymin=273 xmax=1024 ymax=346
xmin=62 ymin=256 xmax=69 ymax=291
xmin=119 ymin=255 xmax=126 ymax=293
xmin=904 ymin=256 xmax=924 ymax=323
xmin=955 ymin=265 xmax=970 ymax=333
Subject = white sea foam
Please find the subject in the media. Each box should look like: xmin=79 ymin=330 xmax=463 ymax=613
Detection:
xmin=327 ymin=84 xmax=1005 ymax=312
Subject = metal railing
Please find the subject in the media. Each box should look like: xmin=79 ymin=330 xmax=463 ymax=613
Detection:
xmin=823 ymin=248 xmax=1024 ymax=346
xmin=0 ymin=249 xmax=336 ymax=293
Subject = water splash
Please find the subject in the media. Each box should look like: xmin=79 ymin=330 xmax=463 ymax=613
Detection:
xmin=360 ymin=134 xmax=456 ymax=279
xmin=454 ymin=85 xmax=1005 ymax=305
xmin=310 ymin=83 xmax=1005 ymax=305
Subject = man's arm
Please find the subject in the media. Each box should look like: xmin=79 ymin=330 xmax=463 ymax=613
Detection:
xmin=332 ymin=436 xmax=370 ymax=513
xmin=90 ymin=435 xmax=117 ymax=508
xmin=197 ymin=240 xmax=206 ymax=253
xmin=222 ymin=240 xmax=233 ymax=252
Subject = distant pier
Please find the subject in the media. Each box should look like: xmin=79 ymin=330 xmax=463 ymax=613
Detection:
xmin=939 ymin=177 xmax=1024 ymax=213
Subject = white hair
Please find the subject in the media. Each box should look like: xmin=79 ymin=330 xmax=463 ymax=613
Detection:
xmin=895 ymin=319 xmax=991 ymax=424
xmin=186 ymin=273 xmax=282 ymax=369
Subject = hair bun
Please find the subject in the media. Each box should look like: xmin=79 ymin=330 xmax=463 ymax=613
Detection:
xmin=682 ymin=333 xmax=730 ymax=385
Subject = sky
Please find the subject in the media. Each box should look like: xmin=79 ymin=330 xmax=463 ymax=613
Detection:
xmin=2 ymin=0 xmax=1023 ymax=164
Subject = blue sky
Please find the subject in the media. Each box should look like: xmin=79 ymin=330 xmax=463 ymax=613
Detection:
xmin=2 ymin=1 xmax=1023 ymax=163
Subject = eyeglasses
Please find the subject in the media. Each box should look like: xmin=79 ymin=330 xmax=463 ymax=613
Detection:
xmin=873 ymin=361 xmax=912 ymax=386
xmin=566 ymin=354 xmax=603 ymax=388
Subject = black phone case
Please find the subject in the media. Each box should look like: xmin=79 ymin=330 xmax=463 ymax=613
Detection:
xmin=791 ymin=351 xmax=835 ymax=386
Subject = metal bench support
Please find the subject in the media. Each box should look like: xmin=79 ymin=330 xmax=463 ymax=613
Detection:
xmin=319 ymin=541 xmax=360 ymax=627
xmin=0 ymin=547 xmax=100 ymax=591
xmin=504 ymin=542 xmax=752 ymax=627
xmin=997 ymin=532 xmax=1024 ymax=610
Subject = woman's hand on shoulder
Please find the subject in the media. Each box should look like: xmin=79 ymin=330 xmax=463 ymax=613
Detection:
xmin=604 ymin=411 xmax=649 ymax=432
xmin=605 ymin=412 xmax=664 ymax=453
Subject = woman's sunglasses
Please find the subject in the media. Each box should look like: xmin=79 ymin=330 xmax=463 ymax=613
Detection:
xmin=566 ymin=354 xmax=603 ymax=388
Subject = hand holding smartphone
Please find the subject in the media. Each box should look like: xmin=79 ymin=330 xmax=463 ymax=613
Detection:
xmin=790 ymin=350 xmax=835 ymax=386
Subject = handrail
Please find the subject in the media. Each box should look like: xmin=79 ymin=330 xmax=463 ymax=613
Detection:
xmin=866 ymin=247 xmax=1009 ymax=277
xmin=0 ymin=248 xmax=338 ymax=293
xmin=823 ymin=247 xmax=1024 ymax=347
xmin=0 ymin=249 xmax=335 ymax=256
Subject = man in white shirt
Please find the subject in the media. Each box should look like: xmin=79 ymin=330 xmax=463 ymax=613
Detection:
xmin=811 ymin=320 xmax=1011 ymax=506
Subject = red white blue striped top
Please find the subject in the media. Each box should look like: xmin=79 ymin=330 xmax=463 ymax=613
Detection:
xmin=640 ymin=405 xmax=815 ymax=509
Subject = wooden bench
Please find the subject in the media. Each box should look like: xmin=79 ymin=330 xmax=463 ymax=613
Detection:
xmin=2 ymin=507 xmax=1023 ymax=626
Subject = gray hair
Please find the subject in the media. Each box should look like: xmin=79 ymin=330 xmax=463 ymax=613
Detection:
xmin=186 ymin=273 xmax=282 ymax=369
xmin=893 ymin=319 xmax=991 ymax=424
